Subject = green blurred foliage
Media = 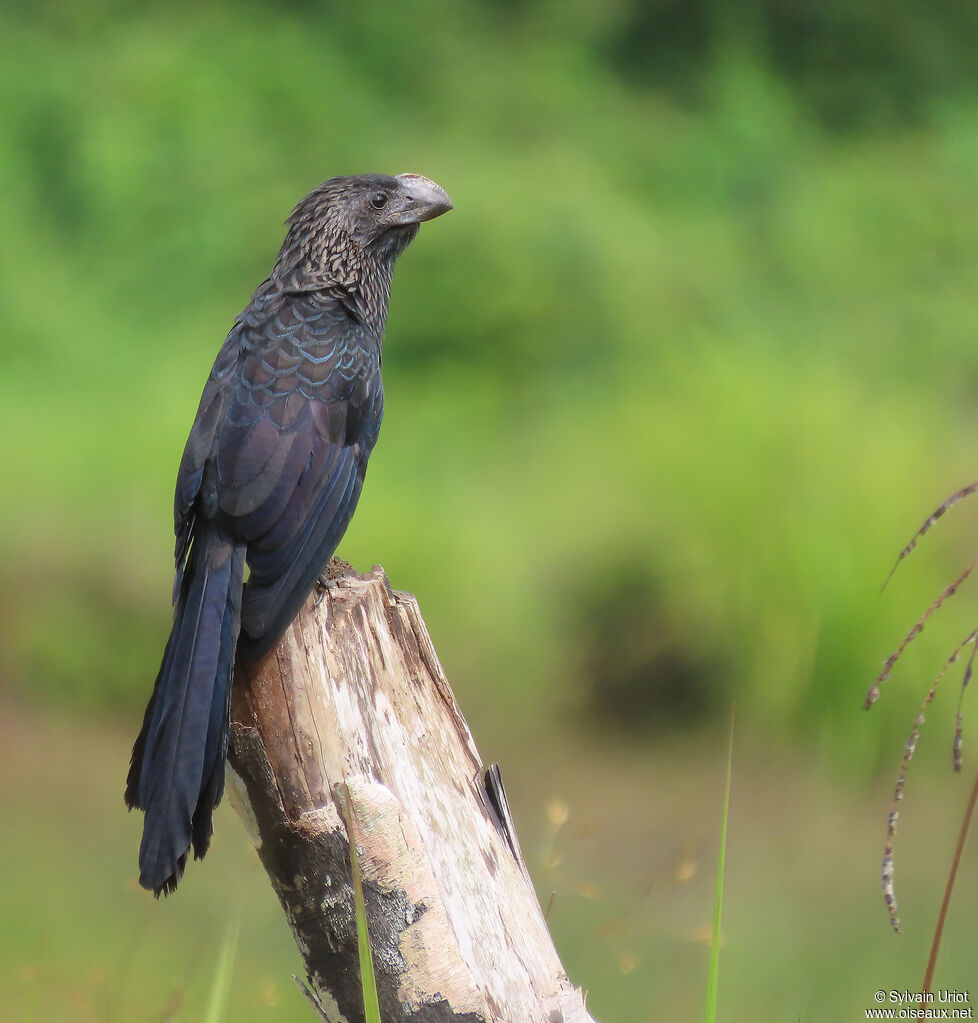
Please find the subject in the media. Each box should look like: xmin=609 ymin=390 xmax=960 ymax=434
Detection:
xmin=604 ymin=0 xmax=978 ymax=129
xmin=4 ymin=0 xmax=978 ymax=765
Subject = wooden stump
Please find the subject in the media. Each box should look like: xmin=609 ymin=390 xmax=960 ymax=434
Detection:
xmin=227 ymin=562 xmax=597 ymax=1023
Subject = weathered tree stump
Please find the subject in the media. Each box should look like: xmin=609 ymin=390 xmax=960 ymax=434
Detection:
xmin=227 ymin=561 xmax=597 ymax=1023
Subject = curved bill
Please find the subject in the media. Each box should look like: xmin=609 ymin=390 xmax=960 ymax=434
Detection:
xmin=393 ymin=173 xmax=454 ymax=224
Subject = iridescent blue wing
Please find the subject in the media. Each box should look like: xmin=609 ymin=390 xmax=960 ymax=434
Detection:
xmin=174 ymin=282 xmax=383 ymax=655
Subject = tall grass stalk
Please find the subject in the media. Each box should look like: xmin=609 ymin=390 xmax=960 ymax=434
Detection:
xmin=344 ymin=788 xmax=382 ymax=1023
xmin=203 ymin=909 xmax=240 ymax=1023
xmin=705 ymin=706 xmax=735 ymax=1023
xmin=922 ymin=767 xmax=978 ymax=993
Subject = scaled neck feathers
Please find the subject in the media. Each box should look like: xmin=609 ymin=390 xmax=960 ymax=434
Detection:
xmin=270 ymin=188 xmax=415 ymax=337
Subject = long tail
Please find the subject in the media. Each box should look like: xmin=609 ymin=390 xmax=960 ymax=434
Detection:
xmin=125 ymin=529 xmax=246 ymax=895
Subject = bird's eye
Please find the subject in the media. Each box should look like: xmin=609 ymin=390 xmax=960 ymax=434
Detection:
xmin=370 ymin=192 xmax=388 ymax=210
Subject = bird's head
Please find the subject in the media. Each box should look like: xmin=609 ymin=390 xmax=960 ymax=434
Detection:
xmin=277 ymin=173 xmax=453 ymax=289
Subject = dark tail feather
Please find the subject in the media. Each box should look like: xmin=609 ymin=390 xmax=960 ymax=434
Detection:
xmin=125 ymin=530 xmax=246 ymax=895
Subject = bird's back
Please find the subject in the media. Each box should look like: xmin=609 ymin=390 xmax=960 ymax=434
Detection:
xmin=177 ymin=280 xmax=384 ymax=654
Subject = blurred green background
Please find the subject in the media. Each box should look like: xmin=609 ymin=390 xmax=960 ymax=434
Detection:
xmin=3 ymin=1 xmax=978 ymax=1020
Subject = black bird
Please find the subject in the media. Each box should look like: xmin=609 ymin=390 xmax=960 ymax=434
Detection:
xmin=125 ymin=173 xmax=453 ymax=895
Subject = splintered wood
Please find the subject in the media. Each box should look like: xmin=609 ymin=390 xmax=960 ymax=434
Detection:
xmin=228 ymin=562 xmax=596 ymax=1023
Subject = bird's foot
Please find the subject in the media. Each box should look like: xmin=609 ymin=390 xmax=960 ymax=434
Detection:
xmin=313 ymin=573 xmax=337 ymax=607
xmin=313 ymin=558 xmax=355 ymax=606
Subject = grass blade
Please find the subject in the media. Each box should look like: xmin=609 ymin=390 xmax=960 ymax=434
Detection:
xmin=343 ymin=787 xmax=382 ymax=1023
xmin=705 ymin=705 xmax=735 ymax=1023
xmin=203 ymin=909 xmax=240 ymax=1023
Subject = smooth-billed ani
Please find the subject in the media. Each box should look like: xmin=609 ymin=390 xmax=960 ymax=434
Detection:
xmin=125 ymin=173 xmax=453 ymax=895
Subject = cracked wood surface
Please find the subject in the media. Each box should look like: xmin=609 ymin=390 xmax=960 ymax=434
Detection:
xmin=228 ymin=561 xmax=596 ymax=1023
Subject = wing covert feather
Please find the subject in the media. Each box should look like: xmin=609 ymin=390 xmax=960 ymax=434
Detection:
xmin=201 ymin=287 xmax=384 ymax=646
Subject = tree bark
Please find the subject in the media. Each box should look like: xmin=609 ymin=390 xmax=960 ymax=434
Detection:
xmin=227 ymin=561 xmax=597 ymax=1023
